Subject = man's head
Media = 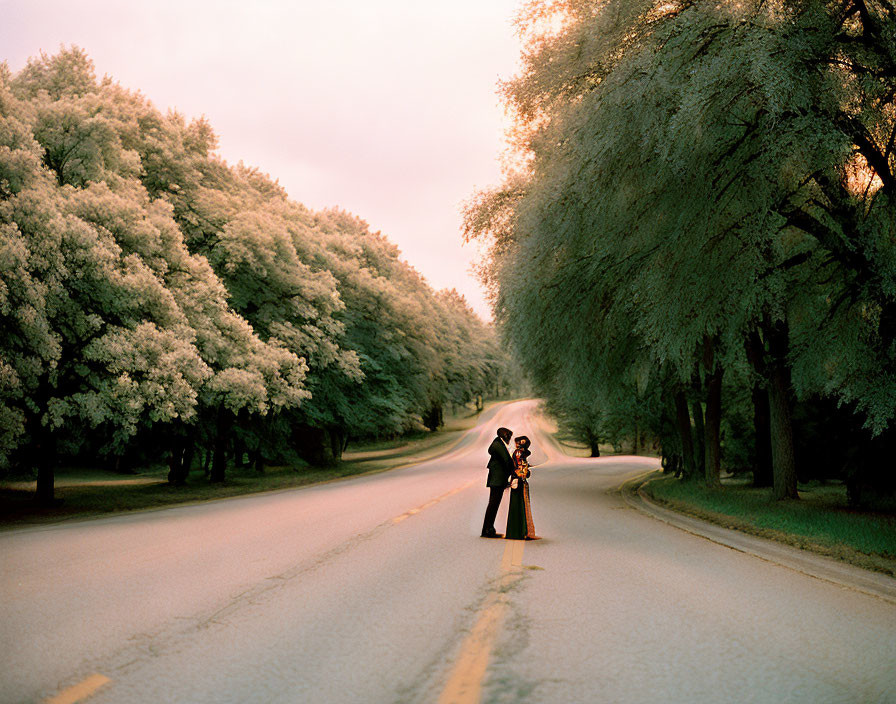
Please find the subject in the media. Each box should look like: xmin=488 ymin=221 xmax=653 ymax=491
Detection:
xmin=497 ymin=427 xmax=512 ymax=444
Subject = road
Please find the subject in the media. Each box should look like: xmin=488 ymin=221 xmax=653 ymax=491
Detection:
xmin=2 ymin=400 xmax=894 ymax=703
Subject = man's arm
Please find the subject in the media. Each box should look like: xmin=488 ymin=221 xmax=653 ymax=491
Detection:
xmin=502 ymin=445 xmax=515 ymax=476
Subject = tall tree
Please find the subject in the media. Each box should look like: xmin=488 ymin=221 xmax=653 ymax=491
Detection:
xmin=467 ymin=0 xmax=896 ymax=500
xmin=2 ymin=46 xmax=514 ymax=490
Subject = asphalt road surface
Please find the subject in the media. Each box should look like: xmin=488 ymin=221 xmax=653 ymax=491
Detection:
xmin=2 ymin=400 xmax=895 ymax=703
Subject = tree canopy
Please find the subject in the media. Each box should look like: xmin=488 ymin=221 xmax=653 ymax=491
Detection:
xmin=0 ymin=47 xmax=515 ymax=501
xmin=466 ymin=0 xmax=896 ymax=500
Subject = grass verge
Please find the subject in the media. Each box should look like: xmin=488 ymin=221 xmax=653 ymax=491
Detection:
xmin=641 ymin=475 xmax=896 ymax=576
xmin=0 ymin=400 xmax=507 ymax=530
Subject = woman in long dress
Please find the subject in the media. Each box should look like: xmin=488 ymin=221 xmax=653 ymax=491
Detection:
xmin=505 ymin=435 xmax=539 ymax=540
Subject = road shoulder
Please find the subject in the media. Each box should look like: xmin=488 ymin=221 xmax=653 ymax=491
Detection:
xmin=620 ymin=472 xmax=896 ymax=605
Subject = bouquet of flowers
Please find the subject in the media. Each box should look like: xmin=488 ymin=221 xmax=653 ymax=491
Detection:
xmin=510 ymin=462 xmax=529 ymax=490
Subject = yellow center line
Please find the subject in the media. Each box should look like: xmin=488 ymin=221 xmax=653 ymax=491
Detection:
xmin=44 ymin=674 xmax=110 ymax=704
xmin=438 ymin=539 xmax=524 ymax=704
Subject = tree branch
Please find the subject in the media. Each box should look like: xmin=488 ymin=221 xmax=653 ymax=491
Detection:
xmin=836 ymin=112 xmax=895 ymax=194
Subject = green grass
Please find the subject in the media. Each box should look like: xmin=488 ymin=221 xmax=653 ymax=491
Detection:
xmin=642 ymin=475 xmax=896 ymax=575
xmin=0 ymin=400 xmax=507 ymax=530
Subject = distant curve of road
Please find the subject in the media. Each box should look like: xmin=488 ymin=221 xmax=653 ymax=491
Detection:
xmin=2 ymin=400 xmax=894 ymax=703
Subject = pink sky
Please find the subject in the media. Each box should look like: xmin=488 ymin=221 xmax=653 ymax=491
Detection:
xmin=2 ymin=0 xmax=522 ymax=319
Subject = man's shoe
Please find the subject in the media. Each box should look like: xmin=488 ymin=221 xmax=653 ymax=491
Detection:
xmin=481 ymin=532 xmax=503 ymax=538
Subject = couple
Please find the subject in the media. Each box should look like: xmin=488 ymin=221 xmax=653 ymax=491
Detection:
xmin=481 ymin=426 xmax=540 ymax=540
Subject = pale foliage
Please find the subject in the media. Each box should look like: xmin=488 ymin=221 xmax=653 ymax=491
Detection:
xmin=467 ymin=0 xmax=896 ymax=448
xmin=0 ymin=47 xmax=512 ymax=470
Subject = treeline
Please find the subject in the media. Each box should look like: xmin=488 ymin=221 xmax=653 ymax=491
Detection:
xmin=466 ymin=0 xmax=896 ymax=503
xmin=0 ymin=48 xmax=515 ymax=503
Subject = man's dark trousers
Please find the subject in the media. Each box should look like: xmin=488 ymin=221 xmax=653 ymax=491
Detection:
xmin=482 ymin=485 xmax=505 ymax=536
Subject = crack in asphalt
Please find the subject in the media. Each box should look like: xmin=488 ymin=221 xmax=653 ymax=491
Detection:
xmin=62 ymin=484 xmax=475 ymax=693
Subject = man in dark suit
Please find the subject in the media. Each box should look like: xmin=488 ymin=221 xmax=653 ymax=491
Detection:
xmin=481 ymin=427 xmax=515 ymax=538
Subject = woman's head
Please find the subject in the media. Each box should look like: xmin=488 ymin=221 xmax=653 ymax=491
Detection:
xmin=514 ymin=435 xmax=530 ymax=449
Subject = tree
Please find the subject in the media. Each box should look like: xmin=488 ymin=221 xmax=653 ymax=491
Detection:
xmin=1 ymin=49 xmax=311 ymax=495
xmin=0 ymin=131 xmax=212 ymax=501
xmin=2 ymin=46 xmax=514 ymax=490
xmin=467 ymin=0 xmax=896 ymax=500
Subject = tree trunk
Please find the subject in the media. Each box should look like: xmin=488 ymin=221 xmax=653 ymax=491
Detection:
xmin=181 ymin=437 xmax=195 ymax=481
xmin=589 ymin=435 xmax=601 ymax=457
xmin=704 ymin=370 xmax=723 ymax=487
xmin=231 ymin=438 xmax=249 ymax=468
xmin=744 ymin=328 xmax=773 ymax=488
xmin=293 ymin=424 xmax=338 ymax=466
xmin=751 ymin=385 xmax=773 ymax=487
xmin=34 ymin=432 xmax=57 ymax=506
xmin=210 ymin=407 xmax=231 ymax=483
xmin=167 ymin=434 xmax=187 ymax=485
xmin=691 ymin=400 xmax=706 ymax=475
xmin=662 ymin=452 xmax=682 ymax=476
xmin=703 ymin=338 xmax=723 ymax=488
xmin=674 ymin=390 xmax=697 ymax=479
xmin=422 ymin=404 xmax=443 ymax=431
xmin=769 ymin=367 xmax=798 ymax=499
xmin=253 ymin=448 xmax=265 ymax=474
xmin=167 ymin=432 xmax=195 ymax=485
xmin=766 ymin=320 xmax=798 ymax=500
xmin=328 ymin=427 xmax=347 ymax=463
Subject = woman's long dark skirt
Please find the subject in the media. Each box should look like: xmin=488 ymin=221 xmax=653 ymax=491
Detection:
xmin=505 ymin=483 xmax=528 ymax=540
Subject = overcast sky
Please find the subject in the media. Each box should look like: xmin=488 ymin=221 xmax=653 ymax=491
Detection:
xmin=1 ymin=0 xmax=522 ymax=319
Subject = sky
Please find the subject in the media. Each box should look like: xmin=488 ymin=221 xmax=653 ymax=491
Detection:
xmin=1 ymin=0 xmax=523 ymax=320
